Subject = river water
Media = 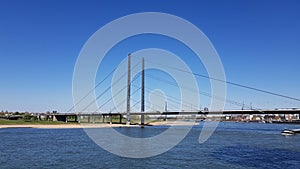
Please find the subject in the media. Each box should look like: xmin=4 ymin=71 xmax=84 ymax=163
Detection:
xmin=0 ymin=122 xmax=299 ymax=169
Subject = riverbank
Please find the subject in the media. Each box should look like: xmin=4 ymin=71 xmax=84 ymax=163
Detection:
xmin=0 ymin=120 xmax=199 ymax=129
xmin=0 ymin=123 xmax=135 ymax=129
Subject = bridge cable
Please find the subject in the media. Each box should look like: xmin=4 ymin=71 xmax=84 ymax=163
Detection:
xmin=145 ymin=72 xmax=262 ymax=111
xmin=145 ymin=60 xmax=300 ymax=102
xmin=70 ymin=62 xmax=141 ymax=113
xmin=91 ymin=72 xmax=142 ymax=113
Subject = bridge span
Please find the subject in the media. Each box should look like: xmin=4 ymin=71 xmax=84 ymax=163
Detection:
xmin=52 ymin=109 xmax=300 ymax=124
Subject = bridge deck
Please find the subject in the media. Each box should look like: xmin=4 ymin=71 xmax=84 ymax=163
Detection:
xmin=53 ymin=109 xmax=300 ymax=116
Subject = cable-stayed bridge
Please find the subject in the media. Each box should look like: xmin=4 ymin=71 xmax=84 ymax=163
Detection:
xmin=62 ymin=54 xmax=300 ymax=125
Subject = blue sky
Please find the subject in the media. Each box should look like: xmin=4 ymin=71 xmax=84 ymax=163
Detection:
xmin=1 ymin=0 xmax=300 ymax=112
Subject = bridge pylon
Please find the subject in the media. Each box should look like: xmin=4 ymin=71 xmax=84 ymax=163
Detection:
xmin=126 ymin=54 xmax=131 ymax=125
xmin=141 ymin=57 xmax=145 ymax=125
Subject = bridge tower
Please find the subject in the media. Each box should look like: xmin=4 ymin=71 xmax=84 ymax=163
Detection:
xmin=126 ymin=54 xmax=131 ymax=125
xmin=141 ymin=57 xmax=145 ymax=125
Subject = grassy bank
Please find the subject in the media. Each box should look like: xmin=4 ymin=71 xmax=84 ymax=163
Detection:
xmin=0 ymin=119 xmax=77 ymax=125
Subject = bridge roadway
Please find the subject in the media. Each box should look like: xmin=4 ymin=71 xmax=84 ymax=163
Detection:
xmin=51 ymin=109 xmax=300 ymax=123
xmin=56 ymin=109 xmax=300 ymax=116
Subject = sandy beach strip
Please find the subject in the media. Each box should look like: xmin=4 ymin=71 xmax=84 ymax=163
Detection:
xmin=0 ymin=121 xmax=199 ymax=129
xmin=149 ymin=120 xmax=199 ymax=126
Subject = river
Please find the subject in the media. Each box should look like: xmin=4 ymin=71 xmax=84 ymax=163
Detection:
xmin=0 ymin=122 xmax=299 ymax=169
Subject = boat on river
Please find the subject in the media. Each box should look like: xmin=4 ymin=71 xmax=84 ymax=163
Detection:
xmin=281 ymin=129 xmax=300 ymax=136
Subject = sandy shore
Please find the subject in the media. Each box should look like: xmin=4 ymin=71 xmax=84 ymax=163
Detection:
xmin=0 ymin=121 xmax=199 ymax=129
xmin=150 ymin=121 xmax=199 ymax=126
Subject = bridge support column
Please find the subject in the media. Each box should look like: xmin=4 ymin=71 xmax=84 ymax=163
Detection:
xmin=141 ymin=114 xmax=144 ymax=125
xmin=119 ymin=115 xmax=122 ymax=124
xmin=102 ymin=115 xmax=105 ymax=123
xmin=88 ymin=116 xmax=90 ymax=123
xmin=109 ymin=114 xmax=112 ymax=125
xmin=53 ymin=115 xmax=57 ymax=122
xmin=77 ymin=115 xmax=81 ymax=123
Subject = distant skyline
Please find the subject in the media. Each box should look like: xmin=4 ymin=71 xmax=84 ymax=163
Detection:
xmin=1 ymin=0 xmax=300 ymax=112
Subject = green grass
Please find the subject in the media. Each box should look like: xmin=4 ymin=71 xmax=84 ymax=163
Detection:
xmin=0 ymin=116 xmax=169 ymax=125
xmin=0 ymin=119 xmax=77 ymax=125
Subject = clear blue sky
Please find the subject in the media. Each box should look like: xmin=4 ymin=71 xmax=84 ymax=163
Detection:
xmin=1 ymin=0 xmax=300 ymax=112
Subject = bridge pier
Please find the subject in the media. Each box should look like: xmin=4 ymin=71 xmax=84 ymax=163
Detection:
xmin=141 ymin=114 xmax=144 ymax=125
xmin=109 ymin=114 xmax=112 ymax=124
xmin=77 ymin=115 xmax=81 ymax=123
xmin=92 ymin=116 xmax=95 ymax=124
xmin=53 ymin=115 xmax=57 ymax=122
xmin=119 ymin=114 xmax=122 ymax=124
